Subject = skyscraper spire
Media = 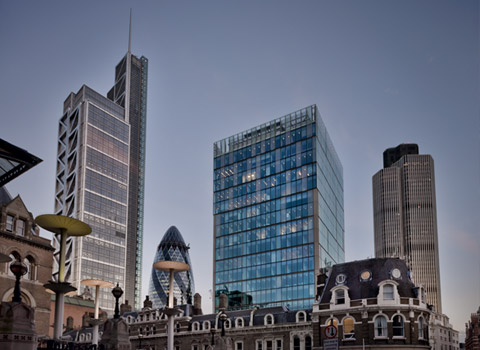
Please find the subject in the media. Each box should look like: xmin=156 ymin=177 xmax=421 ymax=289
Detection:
xmin=128 ymin=8 xmax=132 ymax=54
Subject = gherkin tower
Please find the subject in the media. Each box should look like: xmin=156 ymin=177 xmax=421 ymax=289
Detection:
xmin=149 ymin=226 xmax=195 ymax=308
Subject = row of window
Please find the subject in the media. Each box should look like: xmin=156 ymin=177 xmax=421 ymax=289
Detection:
xmin=5 ymin=215 xmax=26 ymax=236
xmin=5 ymin=251 xmax=36 ymax=280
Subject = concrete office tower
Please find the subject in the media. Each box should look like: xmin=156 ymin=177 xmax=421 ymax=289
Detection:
xmin=54 ymin=36 xmax=147 ymax=312
xmin=149 ymin=226 xmax=195 ymax=308
xmin=372 ymin=144 xmax=442 ymax=313
xmin=213 ymin=105 xmax=344 ymax=310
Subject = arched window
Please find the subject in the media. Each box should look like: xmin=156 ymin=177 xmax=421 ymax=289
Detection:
xmin=7 ymin=252 xmax=21 ymax=276
xmin=224 ymin=319 xmax=231 ymax=329
xmin=327 ymin=318 xmax=338 ymax=328
xmin=343 ymin=317 xmax=355 ymax=339
xmin=374 ymin=315 xmax=387 ymax=337
xmin=296 ymin=311 xmax=306 ymax=322
xmin=192 ymin=322 xmax=200 ymax=331
xmin=383 ymin=284 xmax=394 ymax=300
xmin=293 ymin=336 xmax=300 ymax=350
xmin=203 ymin=321 xmax=210 ymax=330
xmin=235 ymin=317 xmax=244 ymax=328
xmin=418 ymin=316 xmax=425 ymax=339
xmin=264 ymin=314 xmax=274 ymax=325
xmin=305 ymin=336 xmax=312 ymax=350
xmin=23 ymin=256 xmax=35 ymax=280
xmin=392 ymin=315 xmax=404 ymax=337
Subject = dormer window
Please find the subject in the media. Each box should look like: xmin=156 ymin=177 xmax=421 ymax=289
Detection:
xmin=383 ymin=284 xmax=394 ymax=300
xmin=335 ymin=290 xmax=345 ymax=305
xmin=296 ymin=311 xmax=306 ymax=323
xmin=235 ymin=317 xmax=244 ymax=328
xmin=203 ymin=321 xmax=210 ymax=330
xmin=264 ymin=314 xmax=274 ymax=326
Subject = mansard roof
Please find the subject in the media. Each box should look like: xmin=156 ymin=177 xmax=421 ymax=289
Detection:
xmin=319 ymin=257 xmax=417 ymax=304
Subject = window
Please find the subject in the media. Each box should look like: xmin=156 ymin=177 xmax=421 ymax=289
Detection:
xmin=335 ymin=273 xmax=347 ymax=284
xmin=235 ymin=342 xmax=243 ymax=350
xmin=375 ymin=316 xmax=387 ymax=337
xmin=335 ymin=289 xmax=345 ymax=304
xmin=266 ymin=340 xmax=273 ymax=350
xmin=23 ymin=257 xmax=34 ymax=280
xmin=192 ymin=322 xmax=200 ymax=331
xmin=296 ymin=311 xmax=306 ymax=322
xmin=275 ymin=340 xmax=282 ymax=350
xmin=224 ymin=319 xmax=231 ymax=329
xmin=343 ymin=317 xmax=355 ymax=339
xmin=418 ymin=316 xmax=425 ymax=339
xmin=6 ymin=215 xmax=14 ymax=232
xmin=235 ymin=317 xmax=244 ymax=328
xmin=293 ymin=336 xmax=300 ymax=350
xmin=305 ymin=336 xmax=312 ymax=350
xmin=203 ymin=321 xmax=210 ymax=330
xmin=192 ymin=346 xmax=199 ymax=350
xmin=327 ymin=318 xmax=338 ymax=328
xmin=256 ymin=340 xmax=263 ymax=350
xmin=16 ymin=219 xmax=25 ymax=236
xmin=264 ymin=314 xmax=274 ymax=325
xmin=383 ymin=284 xmax=394 ymax=300
xmin=393 ymin=315 xmax=404 ymax=337
xmin=360 ymin=270 xmax=372 ymax=282
xmin=176 ymin=323 xmax=181 ymax=332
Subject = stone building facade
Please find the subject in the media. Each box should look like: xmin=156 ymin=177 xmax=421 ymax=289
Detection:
xmin=430 ymin=312 xmax=460 ymax=350
xmin=0 ymin=187 xmax=54 ymax=337
xmin=126 ymin=294 xmax=313 ymax=350
xmin=312 ymin=258 xmax=431 ymax=349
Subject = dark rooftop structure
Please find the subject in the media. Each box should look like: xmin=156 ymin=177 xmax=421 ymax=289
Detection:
xmin=0 ymin=138 xmax=42 ymax=187
xmin=383 ymin=143 xmax=419 ymax=168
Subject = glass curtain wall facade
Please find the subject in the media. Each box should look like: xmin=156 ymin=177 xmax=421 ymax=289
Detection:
xmin=149 ymin=226 xmax=195 ymax=308
xmin=54 ymin=50 xmax=148 ymax=312
xmin=213 ymin=105 xmax=344 ymax=311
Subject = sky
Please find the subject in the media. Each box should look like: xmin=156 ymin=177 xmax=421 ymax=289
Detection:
xmin=0 ymin=0 xmax=478 ymax=337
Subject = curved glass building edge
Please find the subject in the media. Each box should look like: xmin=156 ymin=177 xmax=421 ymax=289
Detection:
xmin=148 ymin=226 xmax=195 ymax=308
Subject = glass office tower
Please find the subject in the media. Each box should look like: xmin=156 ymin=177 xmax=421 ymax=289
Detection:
xmin=54 ymin=49 xmax=147 ymax=312
xmin=213 ymin=105 xmax=344 ymax=310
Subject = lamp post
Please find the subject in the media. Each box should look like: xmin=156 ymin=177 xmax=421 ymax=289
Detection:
xmin=10 ymin=260 xmax=27 ymax=302
xmin=81 ymin=279 xmax=114 ymax=346
xmin=36 ymin=214 xmax=91 ymax=339
xmin=153 ymin=261 xmax=189 ymax=350
xmin=112 ymin=283 xmax=123 ymax=319
xmin=138 ymin=333 xmax=143 ymax=350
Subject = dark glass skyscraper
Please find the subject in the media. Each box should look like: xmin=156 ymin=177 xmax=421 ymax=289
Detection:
xmin=149 ymin=226 xmax=195 ymax=308
xmin=213 ymin=105 xmax=344 ymax=310
xmin=54 ymin=44 xmax=147 ymax=312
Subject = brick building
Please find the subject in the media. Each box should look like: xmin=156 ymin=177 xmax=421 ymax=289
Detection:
xmin=0 ymin=187 xmax=54 ymax=337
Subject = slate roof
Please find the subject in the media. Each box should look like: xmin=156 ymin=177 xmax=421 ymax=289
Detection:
xmin=319 ymin=258 xmax=417 ymax=304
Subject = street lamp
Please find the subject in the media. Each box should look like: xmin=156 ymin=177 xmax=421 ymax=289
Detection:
xmin=10 ymin=260 xmax=27 ymax=302
xmin=153 ymin=260 xmax=189 ymax=350
xmin=111 ymin=283 xmax=123 ymax=319
xmin=36 ymin=214 xmax=91 ymax=340
xmin=81 ymin=279 xmax=114 ymax=346
xmin=138 ymin=332 xmax=143 ymax=350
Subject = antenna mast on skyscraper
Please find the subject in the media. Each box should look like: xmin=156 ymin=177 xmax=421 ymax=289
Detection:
xmin=128 ymin=8 xmax=132 ymax=53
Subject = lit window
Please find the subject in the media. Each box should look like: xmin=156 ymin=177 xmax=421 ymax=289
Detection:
xmin=343 ymin=317 xmax=355 ymax=339
xmin=6 ymin=215 xmax=14 ymax=232
xmin=383 ymin=284 xmax=394 ymax=300
xmin=335 ymin=289 xmax=345 ymax=304
xmin=393 ymin=315 xmax=404 ymax=337
xmin=375 ymin=316 xmax=387 ymax=337
xmin=360 ymin=270 xmax=371 ymax=282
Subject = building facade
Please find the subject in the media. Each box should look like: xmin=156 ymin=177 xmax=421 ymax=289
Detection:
xmin=54 ymin=47 xmax=148 ymax=312
xmin=213 ymin=105 xmax=344 ymax=311
xmin=312 ymin=258 xmax=431 ymax=350
xmin=149 ymin=226 xmax=195 ymax=308
xmin=430 ymin=312 xmax=460 ymax=350
xmin=372 ymin=144 xmax=442 ymax=313
xmin=0 ymin=187 xmax=54 ymax=337
xmin=465 ymin=307 xmax=480 ymax=350
xmin=127 ymin=297 xmax=313 ymax=350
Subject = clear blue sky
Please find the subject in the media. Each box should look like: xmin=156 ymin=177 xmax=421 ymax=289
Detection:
xmin=1 ymin=0 xmax=478 ymax=337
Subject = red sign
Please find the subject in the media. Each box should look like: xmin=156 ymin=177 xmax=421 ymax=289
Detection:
xmin=324 ymin=325 xmax=337 ymax=338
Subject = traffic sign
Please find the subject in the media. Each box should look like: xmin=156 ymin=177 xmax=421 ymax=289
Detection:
xmin=324 ymin=324 xmax=338 ymax=338
xmin=323 ymin=339 xmax=338 ymax=350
